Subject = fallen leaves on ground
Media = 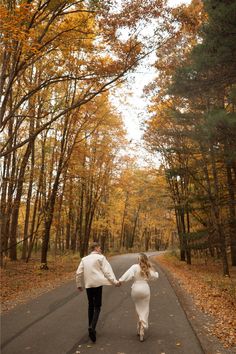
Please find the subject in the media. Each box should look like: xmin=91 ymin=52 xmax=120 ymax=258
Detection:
xmin=0 ymin=254 xmax=79 ymax=312
xmin=157 ymin=254 xmax=236 ymax=349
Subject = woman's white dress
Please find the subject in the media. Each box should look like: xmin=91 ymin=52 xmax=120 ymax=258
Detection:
xmin=119 ymin=264 xmax=159 ymax=329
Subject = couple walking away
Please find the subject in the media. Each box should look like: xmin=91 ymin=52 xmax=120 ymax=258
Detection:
xmin=75 ymin=242 xmax=159 ymax=343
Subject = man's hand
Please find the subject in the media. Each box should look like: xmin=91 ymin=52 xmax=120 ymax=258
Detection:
xmin=115 ymin=281 xmax=121 ymax=287
xmin=77 ymin=287 xmax=83 ymax=292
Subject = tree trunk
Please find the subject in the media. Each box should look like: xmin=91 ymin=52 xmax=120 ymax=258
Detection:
xmin=120 ymin=191 xmax=129 ymax=248
xmin=144 ymin=228 xmax=151 ymax=251
xmin=22 ymin=144 xmax=35 ymax=259
xmin=10 ymin=142 xmax=33 ymax=260
xmin=130 ymin=204 xmax=140 ymax=248
xmin=0 ymin=120 xmax=16 ymax=263
xmin=66 ymin=178 xmax=73 ymax=250
xmin=209 ymin=145 xmax=229 ymax=276
xmin=175 ymin=208 xmax=185 ymax=261
xmin=180 ymin=207 xmax=189 ymax=263
xmin=41 ymin=116 xmax=71 ymax=267
xmin=186 ymin=207 xmax=191 ymax=265
xmin=225 ymin=158 xmax=236 ymax=266
xmin=41 ymin=165 xmax=62 ymax=268
xmin=26 ymin=135 xmax=46 ymax=262
xmin=78 ymin=181 xmax=85 ymax=256
xmin=0 ymin=154 xmax=10 ymax=266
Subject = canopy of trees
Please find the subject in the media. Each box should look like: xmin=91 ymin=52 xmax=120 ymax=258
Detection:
xmin=0 ymin=0 xmax=175 ymax=268
xmin=144 ymin=0 xmax=236 ymax=276
xmin=1 ymin=0 xmax=235 ymax=278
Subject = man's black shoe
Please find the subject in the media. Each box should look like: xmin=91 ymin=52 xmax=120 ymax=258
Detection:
xmin=88 ymin=327 xmax=96 ymax=342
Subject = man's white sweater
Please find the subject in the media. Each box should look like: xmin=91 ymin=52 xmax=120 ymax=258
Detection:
xmin=76 ymin=251 xmax=118 ymax=289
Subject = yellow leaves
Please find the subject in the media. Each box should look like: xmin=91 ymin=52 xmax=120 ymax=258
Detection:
xmin=1 ymin=3 xmax=32 ymax=34
xmin=171 ymin=0 xmax=206 ymax=34
xmin=0 ymin=0 xmax=96 ymax=63
xmin=46 ymin=0 xmax=68 ymax=11
xmin=51 ymin=11 xmax=96 ymax=53
xmin=0 ymin=3 xmax=42 ymax=57
xmin=145 ymin=103 xmax=171 ymax=137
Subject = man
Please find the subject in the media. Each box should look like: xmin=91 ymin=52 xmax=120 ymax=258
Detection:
xmin=76 ymin=242 xmax=119 ymax=342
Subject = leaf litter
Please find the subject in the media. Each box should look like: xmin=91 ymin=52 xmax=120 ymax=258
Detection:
xmin=157 ymin=254 xmax=236 ymax=349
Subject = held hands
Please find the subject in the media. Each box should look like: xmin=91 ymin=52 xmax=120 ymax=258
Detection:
xmin=115 ymin=281 xmax=121 ymax=287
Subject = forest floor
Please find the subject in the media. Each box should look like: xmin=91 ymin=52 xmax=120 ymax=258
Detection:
xmin=0 ymin=252 xmax=79 ymax=313
xmin=156 ymin=252 xmax=236 ymax=352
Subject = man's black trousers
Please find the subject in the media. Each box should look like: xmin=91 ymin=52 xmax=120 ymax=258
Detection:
xmin=86 ymin=286 xmax=102 ymax=330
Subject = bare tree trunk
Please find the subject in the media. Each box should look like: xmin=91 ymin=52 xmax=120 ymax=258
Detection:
xmin=54 ymin=172 xmax=67 ymax=254
xmin=210 ymin=146 xmax=229 ymax=275
xmin=83 ymin=200 xmax=97 ymax=256
xmin=186 ymin=207 xmax=191 ymax=264
xmin=0 ymin=119 xmax=17 ymax=264
xmin=130 ymin=204 xmax=140 ymax=248
xmin=40 ymin=117 xmax=71 ymax=267
xmin=78 ymin=181 xmax=85 ymax=256
xmin=168 ymin=176 xmax=186 ymax=261
xmin=26 ymin=135 xmax=46 ymax=262
xmin=41 ymin=161 xmax=63 ymax=268
xmin=144 ymin=227 xmax=151 ymax=251
xmin=9 ymin=141 xmax=33 ymax=260
xmin=225 ymin=157 xmax=236 ymax=266
xmin=0 ymin=154 xmax=10 ymax=266
xmin=66 ymin=178 xmax=73 ymax=250
xmin=201 ymin=144 xmax=229 ymax=276
xmin=22 ymin=144 xmax=35 ymax=259
xmin=180 ymin=207 xmax=189 ymax=262
xmin=120 ymin=191 xmax=129 ymax=248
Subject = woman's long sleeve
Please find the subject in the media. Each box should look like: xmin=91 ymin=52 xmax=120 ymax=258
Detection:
xmin=149 ymin=269 xmax=159 ymax=280
xmin=119 ymin=264 xmax=136 ymax=282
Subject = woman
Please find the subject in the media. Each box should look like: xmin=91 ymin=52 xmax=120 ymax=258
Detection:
xmin=119 ymin=253 xmax=159 ymax=342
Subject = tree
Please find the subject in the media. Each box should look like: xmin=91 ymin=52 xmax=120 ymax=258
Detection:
xmin=144 ymin=0 xmax=236 ymax=275
xmin=0 ymin=0 xmax=174 ymax=266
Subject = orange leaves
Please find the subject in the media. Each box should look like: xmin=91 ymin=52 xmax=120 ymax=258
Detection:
xmin=0 ymin=3 xmax=39 ymax=54
xmin=171 ymin=0 xmax=206 ymax=34
xmin=48 ymin=11 xmax=96 ymax=54
xmin=0 ymin=255 xmax=79 ymax=313
xmin=146 ymin=0 xmax=206 ymax=105
xmin=158 ymin=254 xmax=236 ymax=348
xmin=0 ymin=1 xmax=96 ymax=66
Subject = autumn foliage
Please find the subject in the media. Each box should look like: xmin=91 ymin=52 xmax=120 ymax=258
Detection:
xmin=144 ymin=0 xmax=236 ymax=276
xmin=0 ymin=0 xmax=175 ymax=267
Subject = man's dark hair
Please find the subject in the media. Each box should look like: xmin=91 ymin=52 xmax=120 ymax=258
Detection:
xmin=89 ymin=242 xmax=100 ymax=252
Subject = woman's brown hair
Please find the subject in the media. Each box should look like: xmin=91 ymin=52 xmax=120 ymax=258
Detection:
xmin=139 ymin=253 xmax=151 ymax=278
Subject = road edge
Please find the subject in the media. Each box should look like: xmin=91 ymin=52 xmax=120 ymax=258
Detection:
xmin=150 ymin=255 xmax=236 ymax=354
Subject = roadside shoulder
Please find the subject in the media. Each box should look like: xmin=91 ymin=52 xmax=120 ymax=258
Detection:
xmin=152 ymin=257 xmax=236 ymax=354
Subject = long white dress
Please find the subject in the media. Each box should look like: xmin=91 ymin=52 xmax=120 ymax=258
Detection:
xmin=119 ymin=264 xmax=159 ymax=329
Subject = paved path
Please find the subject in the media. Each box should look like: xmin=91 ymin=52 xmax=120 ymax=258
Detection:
xmin=1 ymin=252 xmax=204 ymax=354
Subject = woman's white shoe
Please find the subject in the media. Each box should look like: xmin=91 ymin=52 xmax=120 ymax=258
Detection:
xmin=139 ymin=325 xmax=144 ymax=342
xmin=137 ymin=321 xmax=141 ymax=336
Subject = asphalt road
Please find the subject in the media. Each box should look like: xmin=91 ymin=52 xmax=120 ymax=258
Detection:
xmin=1 ymin=252 xmax=204 ymax=354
